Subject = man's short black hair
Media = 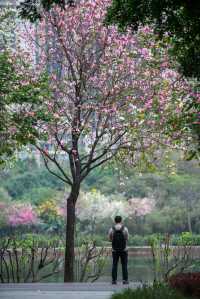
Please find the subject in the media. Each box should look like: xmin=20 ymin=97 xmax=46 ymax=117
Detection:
xmin=115 ymin=215 xmax=122 ymax=223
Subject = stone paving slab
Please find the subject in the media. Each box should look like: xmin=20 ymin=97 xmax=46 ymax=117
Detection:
xmin=0 ymin=283 xmax=142 ymax=299
xmin=0 ymin=282 xmax=141 ymax=291
xmin=0 ymin=290 xmax=113 ymax=299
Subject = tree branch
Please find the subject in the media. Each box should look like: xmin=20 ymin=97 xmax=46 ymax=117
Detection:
xmin=35 ymin=144 xmax=72 ymax=185
xmin=81 ymin=131 xmax=126 ymax=178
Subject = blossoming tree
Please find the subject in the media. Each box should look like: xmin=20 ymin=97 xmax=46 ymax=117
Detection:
xmin=21 ymin=0 xmax=191 ymax=281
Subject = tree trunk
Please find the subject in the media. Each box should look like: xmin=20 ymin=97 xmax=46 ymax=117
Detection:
xmin=186 ymin=198 xmax=193 ymax=234
xmin=187 ymin=211 xmax=193 ymax=233
xmin=64 ymin=188 xmax=79 ymax=282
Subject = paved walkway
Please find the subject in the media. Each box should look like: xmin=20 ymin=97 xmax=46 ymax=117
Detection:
xmin=0 ymin=283 xmax=141 ymax=299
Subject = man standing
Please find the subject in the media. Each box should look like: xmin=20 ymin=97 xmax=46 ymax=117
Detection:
xmin=108 ymin=215 xmax=129 ymax=285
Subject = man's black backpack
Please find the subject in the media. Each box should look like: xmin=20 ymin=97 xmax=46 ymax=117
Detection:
xmin=112 ymin=226 xmax=126 ymax=251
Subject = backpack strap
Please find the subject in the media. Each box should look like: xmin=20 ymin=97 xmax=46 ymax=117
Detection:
xmin=112 ymin=226 xmax=116 ymax=232
xmin=120 ymin=225 xmax=124 ymax=232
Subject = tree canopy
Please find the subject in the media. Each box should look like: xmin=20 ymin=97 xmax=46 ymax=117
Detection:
xmin=106 ymin=0 xmax=200 ymax=80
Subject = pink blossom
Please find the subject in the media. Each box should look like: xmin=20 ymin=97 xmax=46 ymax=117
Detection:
xmin=7 ymin=204 xmax=38 ymax=226
xmin=141 ymin=26 xmax=152 ymax=34
xmin=9 ymin=126 xmax=17 ymax=134
xmin=145 ymin=99 xmax=153 ymax=109
xmin=140 ymin=48 xmax=150 ymax=59
xmin=161 ymin=69 xmax=178 ymax=80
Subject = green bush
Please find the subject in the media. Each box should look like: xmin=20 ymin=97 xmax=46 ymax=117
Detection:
xmin=128 ymin=234 xmax=200 ymax=247
xmin=171 ymin=233 xmax=200 ymax=246
xmin=111 ymin=284 xmax=190 ymax=299
xmin=20 ymin=187 xmax=61 ymax=205
xmin=128 ymin=235 xmax=150 ymax=246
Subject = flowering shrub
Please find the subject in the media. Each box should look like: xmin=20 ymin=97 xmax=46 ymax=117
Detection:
xmin=128 ymin=197 xmax=155 ymax=217
xmin=37 ymin=200 xmax=60 ymax=220
xmin=7 ymin=203 xmax=38 ymax=226
xmin=169 ymin=273 xmax=200 ymax=297
xmin=37 ymin=200 xmax=65 ymax=233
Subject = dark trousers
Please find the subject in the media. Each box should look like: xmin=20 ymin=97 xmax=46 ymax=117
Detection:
xmin=112 ymin=251 xmax=128 ymax=282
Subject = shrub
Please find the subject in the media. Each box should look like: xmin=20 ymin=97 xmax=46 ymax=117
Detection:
xmin=147 ymin=233 xmax=199 ymax=283
xmin=171 ymin=234 xmax=200 ymax=246
xmin=111 ymin=284 xmax=190 ymax=299
xmin=0 ymin=234 xmax=62 ymax=283
xmin=169 ymin=273 xmax=200 ymax=298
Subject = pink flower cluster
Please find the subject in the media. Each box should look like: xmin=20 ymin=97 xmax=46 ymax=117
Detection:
xmin=7 ymin=204 xmax=38 ymax=227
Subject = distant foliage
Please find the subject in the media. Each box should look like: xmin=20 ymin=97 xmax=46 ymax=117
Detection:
xmin=1 ymin=157 xmax=200 ymax=236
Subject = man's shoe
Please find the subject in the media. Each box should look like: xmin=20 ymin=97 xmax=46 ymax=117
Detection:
xmin=123 ymin=280 xmax=129 ymax=285
xmin=112 ymin=281 xmax=117 ymax=285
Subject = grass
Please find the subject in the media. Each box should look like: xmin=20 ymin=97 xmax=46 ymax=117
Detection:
xmin=111 ymin=284 xmax=191 ymax=299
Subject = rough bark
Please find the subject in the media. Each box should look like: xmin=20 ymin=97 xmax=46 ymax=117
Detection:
xmin=64 ymin=186 xmax=79 ymax=282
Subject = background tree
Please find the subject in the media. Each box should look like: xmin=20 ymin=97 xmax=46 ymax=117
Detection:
xmin=0 ymin=51 xmax=51 ymax=164
xmin=0 ymin=7 xmax=51 ymax=165
xmin=20 ymin=0 xmax=193 ymax=281
xmin=18 ymin=0 xmax=73 ymax=22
